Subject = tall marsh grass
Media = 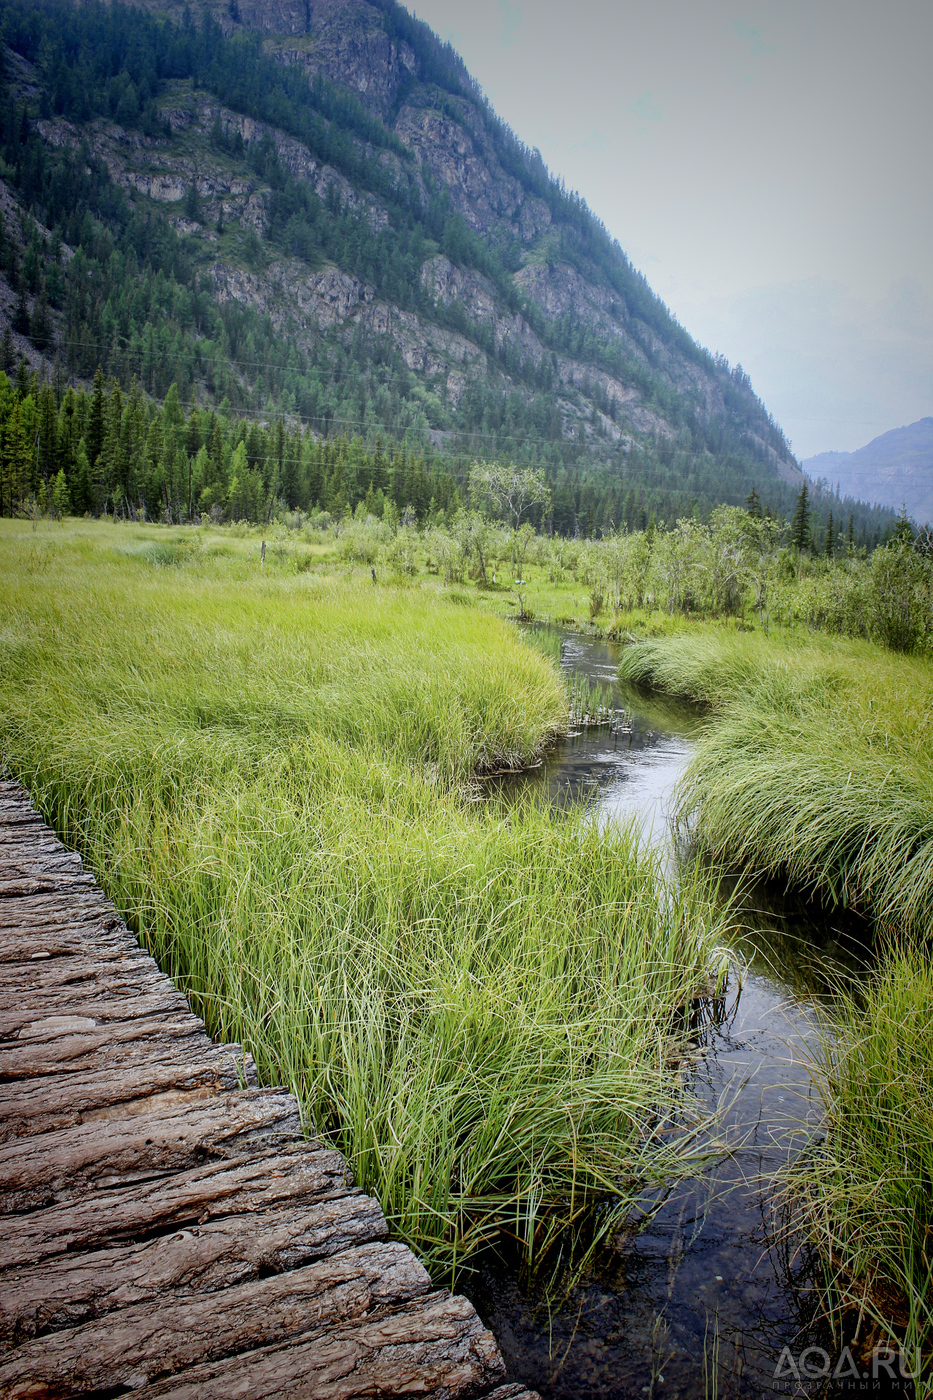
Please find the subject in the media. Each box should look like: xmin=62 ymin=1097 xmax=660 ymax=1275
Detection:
xmin=619 ymin=629 xmax=933 ymax=930
xmin=787 ymin=943 xmax=933 ymax=1373
xmin=0 ymin=523 xmax=728 ymax=1271
xmin=621 ymin=625 xmax=933 ymax=1371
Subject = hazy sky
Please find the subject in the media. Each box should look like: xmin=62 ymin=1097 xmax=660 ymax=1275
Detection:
xmin=406 ymin=0 xmax=932 ymax=459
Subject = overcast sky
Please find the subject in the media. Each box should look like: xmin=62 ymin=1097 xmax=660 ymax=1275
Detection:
xmin=406 ymin=0 xmax=932 ymax=459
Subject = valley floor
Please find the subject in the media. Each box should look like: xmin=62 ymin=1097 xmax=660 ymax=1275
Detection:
xmin=0 ymin=517 xmax=728 ymax=1277
xmin=3 ymin=515 xmax=930 ymax=1390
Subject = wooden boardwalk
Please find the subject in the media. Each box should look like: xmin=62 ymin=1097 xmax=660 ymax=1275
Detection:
xmin=0 ymin=782 xmax=535 ymax=1400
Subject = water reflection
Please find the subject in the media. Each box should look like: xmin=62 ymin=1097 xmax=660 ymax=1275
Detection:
xmin=491 ymin=634 xmax=700 ymax=846
xmin=463 ymin=631 xmax=872 ymax=1400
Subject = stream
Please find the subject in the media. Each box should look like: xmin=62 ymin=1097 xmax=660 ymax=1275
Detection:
xmin=462 ymin=631 xmax=874 ymax=1400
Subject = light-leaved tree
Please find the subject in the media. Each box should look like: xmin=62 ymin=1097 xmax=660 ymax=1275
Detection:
xmin=468 ymin=462 xmax=550 ymax=530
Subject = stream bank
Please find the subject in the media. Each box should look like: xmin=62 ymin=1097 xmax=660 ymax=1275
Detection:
xmin=463 ymin=632 xmax=876 ymax=1400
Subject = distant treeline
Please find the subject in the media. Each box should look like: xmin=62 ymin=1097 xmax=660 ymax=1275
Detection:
xmin=0 ymin=364 xmax=900 ymax=548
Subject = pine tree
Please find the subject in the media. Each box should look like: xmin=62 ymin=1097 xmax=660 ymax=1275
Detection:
xmin=824 ymin=510 xmax=834 ymax=558
xmin=99 ymin=379 xmax=124 ymax=508
xmin=326 ymin=454 xmax=346 ymax=518
xmin=86 ymin=367 xmax=105 ymax=475
xmin=12 ymin=278 xmax=29 ymax=337
xmin=37 ymin=385 xmax=58 ymax=486
xmin=791 ymin=483 xmax=811 ymax=552
xmin=371 ymin=434 xmax=387 ymax=494
xmin=51 ymin=467 xmax=70 ymax=519
xmin=1 ymin=403 xmax=29 ymax=514
xmin=29 ymin=281 xmax=52 ymax=351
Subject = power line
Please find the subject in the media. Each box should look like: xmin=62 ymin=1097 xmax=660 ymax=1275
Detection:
xmin=11 ymin=335 xmax=626 ymax=458
xmin=16 ymin=321 xmax=582 ymax=401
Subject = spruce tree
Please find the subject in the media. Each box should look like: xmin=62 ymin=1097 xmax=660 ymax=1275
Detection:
xmin=791 ymin=483 xmax=811 ymax=552
xmin=51 ymin=468 xmax=70 ymax=519
xmin=86 ymin=367 xmax=105 ymax=474
xmin=12 ymin=278 xmax=29 ymax=337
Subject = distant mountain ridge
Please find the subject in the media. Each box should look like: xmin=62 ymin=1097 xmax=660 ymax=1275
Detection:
xmin=804 ymin=419 xmax=933 ymax=527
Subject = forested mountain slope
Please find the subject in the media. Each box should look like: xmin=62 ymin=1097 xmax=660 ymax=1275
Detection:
xmin=0 ymin=0 xmax=896 ymax=535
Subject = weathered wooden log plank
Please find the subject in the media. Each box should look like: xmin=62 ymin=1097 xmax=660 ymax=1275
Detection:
xmin=0 ymin=986 xmax=193 ymax=1039
xmin=1 ymin=1196 xmax=389 ymax=1345
xmin=0 ymin=907 xmax=139 ymax=953
xmin=0 ymin=893 xmax=117 ymax=925
xmin=0 ymin=915 xmax=111 ymax=948
xmin=0 ymin=935 xmax=153 ymax=972
xmin=0 ymin=1145 xmax=356 ymax=1270
xmin=0 ymin=1241 xmax=433 ymax=1398
xmin=0 ymin=849 xmax=83 ymax=875
xmin=120 ymin=1291 xmax=506 ymax=1400
xmin=0 ymin=928 xmax=139 ymax=962
xmin=0 ymin=799 xmax=44 ymax=817
xmin=0 ymin=928 xmax=150 ymax=965
xmin=0 ymin=804 xmax=44 ymax=829
xmin=0 ymin=834 xmax=68 ymax=856
xmin=0 ymin=1012 xmax=211 ymax=1081
xmin=0 ymin=829 xmax=77 ymax=850
xmin=0 ymin=814 xmax=44 ymax=831
xmin=0 ymin=953 xmax=171 ymax=1003
xmin=0 ymin=874 xmax=96 ymax=898
xmin=0 ymin=1089 xmax=302 ymax=1213
xmin=0 ymin=806 xmax=53 ymax=824
xmin=0 ymin=1046 xmax=258 ymax=1141
xmin=0 ymin=933 xmax=89 ymax=960
xmin=0 ymin=792 xmax=47 ymax=810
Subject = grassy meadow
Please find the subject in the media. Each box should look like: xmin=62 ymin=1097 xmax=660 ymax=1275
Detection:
xmin=619 ymin=628 xmax=933 ymax=930
xmin=619 ymin=625 xmax=933 ymax=1371
xmin=0 ymin=518 xmax=729 ymax=1273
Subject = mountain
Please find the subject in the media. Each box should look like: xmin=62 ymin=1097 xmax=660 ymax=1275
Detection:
xmin=804 ymin=420 xmax=933 ymax=528
xmin=0 ymin=0 xmax=895 ymax=536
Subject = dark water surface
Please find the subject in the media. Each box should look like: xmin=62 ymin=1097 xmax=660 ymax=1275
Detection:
xmin=462 ymin=633 xmax=873 ymax=1400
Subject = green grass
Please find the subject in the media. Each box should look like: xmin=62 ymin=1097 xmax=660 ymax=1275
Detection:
xmin=0 ymin=520 xmax=730 ymax=1272
xmin=618 ymin=628 xmax=933 ymax=930
xmin=787 ymin=943 xmax=933 ymax=1373
xmin=620 ymin=624 xmax=933 ymax=1373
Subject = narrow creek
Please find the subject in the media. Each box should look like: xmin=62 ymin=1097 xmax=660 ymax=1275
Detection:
xmin=461 ymin=631 xmax=873 ymax=1400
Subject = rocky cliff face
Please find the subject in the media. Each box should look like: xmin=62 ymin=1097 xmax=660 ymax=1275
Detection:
xmin=1 ymin=0 xmax=804 ymax=515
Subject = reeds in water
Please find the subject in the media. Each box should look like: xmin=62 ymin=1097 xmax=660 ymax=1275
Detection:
xmin=566 ymin=673 xmax=631 ymax=731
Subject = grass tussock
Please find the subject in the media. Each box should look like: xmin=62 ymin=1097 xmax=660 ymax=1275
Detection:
xmin=619 ymin=628 xmax=933 ymax=930
xmin=0 ymin=522 xmax=728 ymax=1271
xmin=786 ymin=943 xmax=933 ymax=1368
